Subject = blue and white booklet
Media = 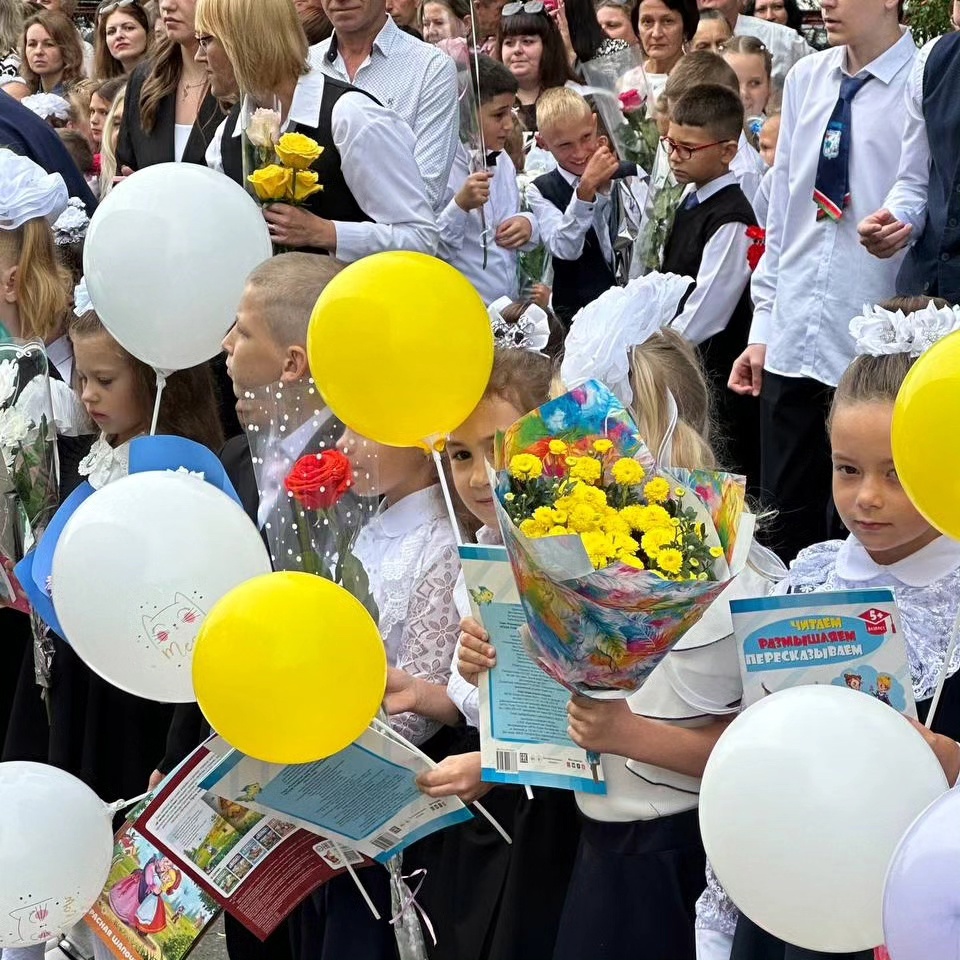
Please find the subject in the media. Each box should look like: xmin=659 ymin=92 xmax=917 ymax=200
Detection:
xmin=731 ymin=587 xmax=916 ymax=717
xmin=198 ymin=726 xmax=472 ymax=863
xmin=460 ymin=543 xmax=606 ymax=794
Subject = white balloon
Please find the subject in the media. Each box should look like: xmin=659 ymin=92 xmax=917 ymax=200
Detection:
xmin=0 ymin=763 xmax=114 ymax=947
xmin=83 ymin=164 xmax=272 ymax=371
xmin=51 ymin=472 xmax=272 ymax=702
xmin=699 ymin=685 xmax=947 ymax=953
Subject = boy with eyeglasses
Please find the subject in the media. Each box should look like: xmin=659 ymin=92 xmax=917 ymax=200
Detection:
xmin=661 ymin=82 xmax=759 ymax=484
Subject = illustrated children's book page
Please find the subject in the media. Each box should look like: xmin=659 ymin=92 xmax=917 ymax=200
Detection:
xmin=132 ymin=738 xmax=350 ymax=940
xmin=732 ymin=588 xmax=916 ymax=717
xmin=462 ymin=543 xmax=606 ymax=794
xmin=198 ymin=725 xmax=473 ymax=864
xmin=87 ymin=802 xmax=220 ymax=960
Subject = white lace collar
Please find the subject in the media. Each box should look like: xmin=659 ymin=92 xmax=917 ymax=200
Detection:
xmin=835 ymin=534 xmax=960 ymax=588
xmin=369 ymin=485 xmax=446 ymax=540
xmin=477 ymin=525 xmax=502 ymax=545
xmin=77 ymin=433 xmax=134 ymax=489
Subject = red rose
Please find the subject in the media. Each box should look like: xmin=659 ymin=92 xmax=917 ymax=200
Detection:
xmin=284 ymin=450 xmax=353 ymax=510
xmin=746 ymin=225 xmax=766 ymax=272
xmin=618 ymin=89 xmax=645 ymax=114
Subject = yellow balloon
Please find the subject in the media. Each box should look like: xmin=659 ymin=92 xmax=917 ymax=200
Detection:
xmin=192 ymin=572 xmax=386 ymax=764
xmin=307 ymin=252 xmax=494 ymax=447
xmin=892 ymin=329 xmax=960 ymax=539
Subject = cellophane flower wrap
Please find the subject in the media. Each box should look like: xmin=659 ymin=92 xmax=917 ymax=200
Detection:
xmin=493 ymin=380 xmax=747 ymax=693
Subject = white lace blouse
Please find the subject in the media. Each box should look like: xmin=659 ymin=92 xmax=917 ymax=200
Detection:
xmin=353 ymin=485 xmax=461 ymax=746
xmin=77 ymin=434 xmax=133 ymax=489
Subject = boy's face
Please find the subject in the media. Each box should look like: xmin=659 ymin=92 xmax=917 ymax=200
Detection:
xmin=758 ymin=115 xmax=780 ymax=167
xmin=480 ymin=93 xmax=516 ymax=153
xmin=537 ymin=111 xmax=600 ymax=178
xmin=820 ymin=0 xmax=897 ymax=49
xmin=665 ymin=120 xmax=738 ymax=187
xmin=222 ymin=287 xmax=287 ymax=401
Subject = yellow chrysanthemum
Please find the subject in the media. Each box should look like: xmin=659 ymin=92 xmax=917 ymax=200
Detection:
xmin=567 ymin=483 xmax=607 ymax=507
xmin=656 ymin=548 xmax=684 ymax=576
xmin=644 ymin=477 xmax=671 ymax=504
xmin=504 ymin=492 xmax=515 ymax=501
xmin=618 ymin=553 xmax=645 ymax=570
xmin=611 ymin=457 xmax=645 ymax=486
xmin=532 ymin=506 xmax=559 ymax=527
xmin=601 ymin=508 xmax=631 ymax=537
xmin=581 ymin=531 xmax=615 ymax=569
xmin=509 ymin=453 xmax=542 ymax=481
xmin=610 ymin=530 xmax=639 ymax=556
xmin=675 ymin=487 xmax=686 ymax=497
xmin=548 ymin=439 xmax=568 ymax=455
xmin=641 ymin=526 xmax=676 ymax=557
xmin=546 ymin=525 xmax=569 ymax=537
xmin=568 ymin=456 xmax=603 ymax=485
xmin=710 ymin=546 xmax=724 ymax=558
xmin=635 ymin=504 xmax=671 ymax=532
xmin=593 ymin=439 xmax=613 ymax=454
xmin=566 ymin=503 xmax=603 ymax=533
xmin=618 ymin=505 xmax=646 ymax=532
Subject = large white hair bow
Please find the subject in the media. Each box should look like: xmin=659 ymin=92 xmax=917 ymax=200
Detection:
xmin=850 ymin=301 xmax=960 ymax=359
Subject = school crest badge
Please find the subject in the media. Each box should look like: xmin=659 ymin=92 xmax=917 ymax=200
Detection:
xmin=822 ymin=128 xmax=842 ymax=160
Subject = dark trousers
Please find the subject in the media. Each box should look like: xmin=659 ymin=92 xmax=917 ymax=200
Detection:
xmin=759 ymin=371 xmax=840 ymax=563
xmin=731 ymin=914 xmax=873 ymax=960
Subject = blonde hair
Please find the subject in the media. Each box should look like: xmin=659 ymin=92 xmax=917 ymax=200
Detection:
xmin=536 ymin=86 xmax=592 ymax=135
xmin=720 ymin=34 xmax=773 ymax=80
xmin=99 ymin=87 xmax=126 ymax=196
xmin=629 ymin=328 xmax=715 ymax=470
xmin=195 ymin=0 xmax=308 ymax=96
xmin=243 ymin=253 xmax=343 ymax=348
xmin=0 ymin=219 xmax=70 ymax=341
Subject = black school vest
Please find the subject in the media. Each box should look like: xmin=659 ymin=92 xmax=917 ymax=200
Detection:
xmin=896 ymin=32 xmax=960 ymax=304
xmin=221 ymin=75 xmax=374 ymax=226
xmin=662 ymin=184 xmax=758 ymax=380
xmin=533 ymin=162 xmax=637 ymax=326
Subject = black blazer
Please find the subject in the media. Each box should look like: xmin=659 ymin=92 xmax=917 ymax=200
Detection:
xmin=117 ymin=60 xmax=223 ymax=171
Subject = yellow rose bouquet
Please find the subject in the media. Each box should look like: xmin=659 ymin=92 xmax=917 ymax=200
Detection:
xmin=493 ymin=379 xmax=752 ymax=694
xmin=246 ymin=132 xmax=324 ymax=207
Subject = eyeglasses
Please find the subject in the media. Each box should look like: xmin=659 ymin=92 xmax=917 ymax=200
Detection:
xmin=98 ymin=0 xmax=139 ymax=20
xmin=660 ymin=136 xmax=732 ymax=160
xmin=195 ymin=33 xmax=216 ymax=50
xmin=502 ymin=2 xmax=544 ymax=15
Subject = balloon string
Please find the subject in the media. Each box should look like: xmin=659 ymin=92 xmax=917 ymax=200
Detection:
xmin=925 ymin=604 xmax=960 ymax=730
xmin=329 ymin=838 xmax=382 ymax=921
xmin=431 ymin=449 xmax=464 ymax=549
xmin=150 ymin=368 xmax=169 ymax=436
xmin=369 ymin=718 xmax=512 ymax=846
xmin=106 ymin=790 xmax=152 ymax=815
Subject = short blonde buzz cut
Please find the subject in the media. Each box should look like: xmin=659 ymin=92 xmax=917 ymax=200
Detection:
xmin=536 ymin=86 xmax=592 ymax=136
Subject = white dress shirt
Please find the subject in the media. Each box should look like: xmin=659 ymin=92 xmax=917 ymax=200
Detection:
xmin=311 ymin=16 xmax=459 ymax=211
xmin=749 ymin=31 xmax=917 ymax=387
xmin=752 ymin=165 xmax=774 ymax=226
xmin=882 ymin=37 xmax=941 ymax=234
xmin=438 ymin=147 xmax=539 ymax=303
xmin=730 ymin=130 xmax=765 ymax=210
xmin=734 ymin=13 xmax=814 ymax=86
xmin=670 ymin=172 xmax=753 ymax=346
xmin=206 ymin=66 xmax=437 ymax=262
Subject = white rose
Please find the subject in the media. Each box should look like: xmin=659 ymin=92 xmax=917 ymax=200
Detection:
xmin=0 ymin=360 xmax=17 ymax=406
xmin=0 ymin=406 xmax=30 ymax=448
xmin=246 ymin=108 xmax=281 ymax=150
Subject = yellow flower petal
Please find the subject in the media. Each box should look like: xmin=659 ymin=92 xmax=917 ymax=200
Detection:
xmin=593 ymin=439 xmax=613 ymax=454
xmin=611 ymin=457 xmax=644 ymax=486
xmin=275 ymin=132 xmax=323 ymax=169
xmin=247 ymin=164 xmax=292 ymax=202
xmin=290 ymin=168 xmax=323 ymax=203
xmin=643 ymin=477 xmax=671 ymax=504
xmin=548 ymin=439 xmax=567 ymax=455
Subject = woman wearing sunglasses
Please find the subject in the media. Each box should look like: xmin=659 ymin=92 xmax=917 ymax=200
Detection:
xmin=497 ymin=1 xmax=573 ymax=131
xmin=93 ymin=0 xmax=152 ymax=79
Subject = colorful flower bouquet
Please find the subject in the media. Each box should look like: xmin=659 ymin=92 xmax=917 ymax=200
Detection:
xmin=493 ymin=380 xmax=749 ymax=694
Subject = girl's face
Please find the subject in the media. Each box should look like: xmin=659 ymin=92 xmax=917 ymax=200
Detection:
xmin=105 ymin=11 xmax=148 ymax=67
xmin=725 ymin=50 xmax=771 ymax=118
xmin=89 ymin=93 xmax=110 ymax=148
xmin=74 ymin=332 xmax=149 ymax=445
xmin=421 ymin=2 xmax=465 ymax=42
xmin=691 ymin=18 xmax=731 ymax=52
xmin=448 ymin=395 xmax=523 ymax=530
xmin=501 ymin=34 xmax=543 ymax=85
xmin=109 ymin=99 xmax=124 ymax=152
xmin=335 ymin=429 xmax=431 ymax=506
xmin=637 ymin=0 xmax=685 ymax=67
xmin=830 ymin=402 xmax=940 ymax=566
xmin=159 ymin=0 xmax=198 ymax=44
xmin=596 ymin=4 xmax=637 ymax=44
xmin=758 ymin=114 xmax=779 ymax=167
xmin=25 ymin=25 xmax=64 ymax=78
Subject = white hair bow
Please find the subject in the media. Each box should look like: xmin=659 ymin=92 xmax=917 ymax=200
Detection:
xmin=487 ymin=296 xmax=551 ymax=353
xmin=0 ymin=148 xmax=69 ymax=230
xmin=53 ymin=197 xmax=90 ymax=246
xmin=73 ymin=277 xmax=93 ymax=317
xmin=850 ymin=301 xmax=960 ymax=359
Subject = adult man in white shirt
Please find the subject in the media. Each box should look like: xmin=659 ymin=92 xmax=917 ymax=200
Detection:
xmin=727 ymin=0 xmax=915 ymax=566
xmin=312 ymin=0 xmax=459 ymax=210
xmin=697 ymin=0 xmax=813 ymax=85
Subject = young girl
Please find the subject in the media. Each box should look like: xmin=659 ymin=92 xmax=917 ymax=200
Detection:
xmin=457 ymin=283 xmax=786 ymax=960
xmin=19 ymin=10 xmax=84 ymax=96
xmin=87 ymin=75 xmax=126 ymax=153
xmin=420 ymin=0 xmax=470 ymax=44
xmin=497 ymin=5 xmax=573 ymax=132
xmin=99 ymin=84 xmax=127 ymax=196
xmin=753 ymin=111 xmax=779 ymax=223
xmin=93 ymin=0 xmax=152 ymax=79
xmin=721 ymin=36 xmax=773 ymax=132
xmin=719 ymin=296 xmax=960 ymax=960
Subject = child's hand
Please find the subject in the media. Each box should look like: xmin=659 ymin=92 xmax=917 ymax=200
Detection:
xmin=384 ymin=667 xmax=420 ymax=716
xmin=416 ymin=752 xmax=491 ymax=804
xmin=907 ymin=717 xmax=960 ymax=787
xmin=458 ymin=617 xmax=496 ymax=687
xmin=567 ymin=694 xmax=640 ymax=757
xmin=531 ymin=283 xmax=551 ymax=309
xmin=728 ymin=343 xmax=766 ymax=397
xmin=147 ymin=769 xmax=164 ymax=791
xmin=576 ymin=138 xmax=620 ymax=202
xmin=495 ymin=216 xmax=532 ymax=249
xmin=455 ymin=172 xmax=492 ymax=211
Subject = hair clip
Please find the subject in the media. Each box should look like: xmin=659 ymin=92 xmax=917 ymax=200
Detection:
xmin=487 ymin=296 xmax=551 ymax=353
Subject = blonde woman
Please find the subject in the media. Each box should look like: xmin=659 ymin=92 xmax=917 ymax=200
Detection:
xmin=98 ymin=83 xmax=126 ymax=195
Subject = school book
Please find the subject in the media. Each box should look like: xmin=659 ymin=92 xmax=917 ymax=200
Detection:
xmin=198 ymin=725 xmax=473 ymax=864
xmin=731 ymin=588 xmax=916 ymax=717
xmin=461 ymin=542 xmax=606 ymax=794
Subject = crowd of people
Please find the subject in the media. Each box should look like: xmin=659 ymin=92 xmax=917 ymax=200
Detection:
xmin=2 ymin=0 xmax=960 ymax=957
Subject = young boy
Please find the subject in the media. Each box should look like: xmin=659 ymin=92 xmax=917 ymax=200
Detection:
xmin=526 ymin=87 xmax=641 ymax=326
xmin=438 ymin=55 xmax=539 ymax=303
xmin=662 ymin=83 xmax=759 ymax=485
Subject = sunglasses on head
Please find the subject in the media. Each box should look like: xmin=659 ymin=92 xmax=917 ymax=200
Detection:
xmin=502 ymin=1 xmax=545 ymax=15
xmin=98 ymin=0 xmax=139 ymax=20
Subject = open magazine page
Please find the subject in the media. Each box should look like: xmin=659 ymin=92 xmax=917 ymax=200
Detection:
xmin=732 ymin=588 xmax=917 ymax=717
xmin=131 ymin=738 xmax=354 ymax=940
xmin=461 ymin=543 xmax=606 ymax=794
xmin=198 ymin=726 xmax=472 ymax=864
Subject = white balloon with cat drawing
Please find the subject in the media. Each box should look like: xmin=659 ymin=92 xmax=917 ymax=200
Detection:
xmin=51 ymin=471 xmax=272 ymax=702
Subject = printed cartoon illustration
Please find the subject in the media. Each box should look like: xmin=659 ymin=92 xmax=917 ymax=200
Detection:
xmin=469 ymin=586 xmax=495 ymax=606
xmin=875 ymin=674 xmax=893 ymax=706
xmin=9 ymin=899 xmax=55 ymax=942
xmin=843 ymin=673 xmax=862 ymax=691
xmin=822 ymin=128 xmax=841 ymax=160
xmin=142 ymin=595 xmax=205 ymax=660
xmin=108 ymin=856 xmax=181 ymax=935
